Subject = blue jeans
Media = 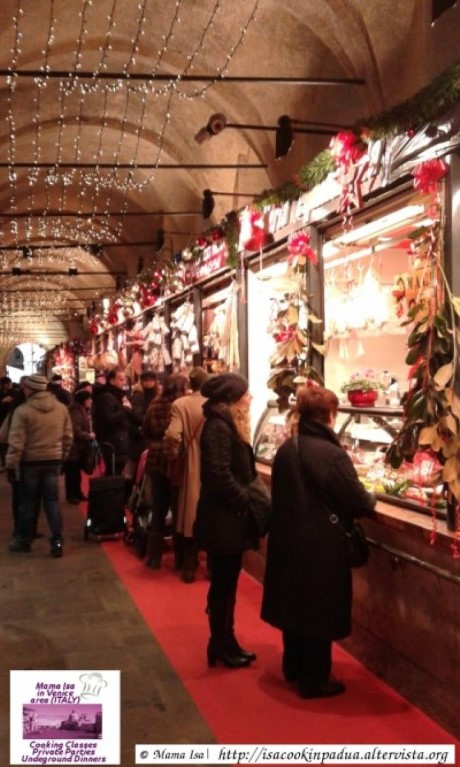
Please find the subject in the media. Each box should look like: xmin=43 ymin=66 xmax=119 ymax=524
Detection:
xmin=18 ymin=464 xmax=63 ymax=544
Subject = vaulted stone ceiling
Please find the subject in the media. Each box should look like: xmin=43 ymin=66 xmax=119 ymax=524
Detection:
xmin=0 ymin=0 xmax=458 ymax=349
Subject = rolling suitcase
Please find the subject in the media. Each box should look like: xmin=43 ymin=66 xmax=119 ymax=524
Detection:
xmin=84 ymin=443 xmax=127 ymax=540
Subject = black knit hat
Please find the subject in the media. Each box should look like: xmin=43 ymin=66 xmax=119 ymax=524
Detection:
xmin=201 ymin=372 xmax=248 ymax=404
xmin=140 ymin=369 xmax=157 ymax=381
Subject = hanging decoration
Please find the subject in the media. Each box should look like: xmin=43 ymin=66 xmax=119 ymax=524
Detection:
xmin=267 ymin=278 xmax=324 ymax=411
xmin=287 ymin=230 xmax=318 ymax=272
xmin=85 ymin=62 xmax=460 ymax=346
xmin=239 ymin=207 xmax=269 ymax=252
xmin=170 ymin=301 xmax=200 ymax=371
xmin=384 ymin=170 xmax=460 ymax=541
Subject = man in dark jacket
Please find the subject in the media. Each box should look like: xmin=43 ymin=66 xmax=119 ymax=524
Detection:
xmin=48 ymin=374 xmax=72 ymax=406
xmin=92 ymin=368 xmax=132 ymax=476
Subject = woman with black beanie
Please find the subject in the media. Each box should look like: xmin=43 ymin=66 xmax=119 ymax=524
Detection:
xmin=194 ymin=372 xmax=260 ymax=669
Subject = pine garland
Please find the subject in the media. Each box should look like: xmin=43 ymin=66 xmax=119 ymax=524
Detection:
xmin=362 ymin=63 xmax=460 ymax=138
xmin=256 ymin=62 xmax=460 ymax=210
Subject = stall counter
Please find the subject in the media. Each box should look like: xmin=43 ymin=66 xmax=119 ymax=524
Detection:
xmin=246 ymin=463 xmax=460 ymax=739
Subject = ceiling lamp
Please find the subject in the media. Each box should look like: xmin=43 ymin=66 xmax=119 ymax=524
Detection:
xmin=194 ymin=113 xmax=350 ymax=158
xmin=202 ymin=188 xmax=261 ymax=218
xmin=155 ymin=229 xmax=166 ymax=251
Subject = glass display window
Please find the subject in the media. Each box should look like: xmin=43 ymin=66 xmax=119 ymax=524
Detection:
xmin=201 ymin=280 xmax=237 ymax=374
xmin=253 ymin=401 xmax=292 ymax=464
xmin=322 ymin=189 xmax=439 ymax=403
xmin=247 ymin=254 xmax=304 ymax=438
xmin=335 ymin=404 xmax=446 ymax=518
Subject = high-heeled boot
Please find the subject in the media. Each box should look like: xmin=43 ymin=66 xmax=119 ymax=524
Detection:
xmin=225 ymin=594 xmax=256 ymax=662
xmin=207 ymin=597 xmax=250 ymax=669
xmin=145 ymin=509 xmax=164 ymax=569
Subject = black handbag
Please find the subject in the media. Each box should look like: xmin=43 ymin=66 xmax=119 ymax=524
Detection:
xmin=294 ymin=435 xmax=370 ymax=568
xmin=330 ymin=515 xmax=369 ymax=568
xmin=247 ymin=475 xmax=272 ymax=537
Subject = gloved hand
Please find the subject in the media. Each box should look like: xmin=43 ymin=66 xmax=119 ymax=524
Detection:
xmin=6 ymin=468 xmax=17 ymax=484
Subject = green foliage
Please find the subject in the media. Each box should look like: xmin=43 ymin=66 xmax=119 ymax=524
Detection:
xmin=362 ymin=64 xmax=460 ymax=138
xmin=296 ymin=150 xmax=336 ymax=191
xmin=221 ymin=210 xmax=240 ymax=269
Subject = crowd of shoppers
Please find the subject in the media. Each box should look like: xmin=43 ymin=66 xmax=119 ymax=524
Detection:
xmin=0 ymin=365 xmax=376 ymax=700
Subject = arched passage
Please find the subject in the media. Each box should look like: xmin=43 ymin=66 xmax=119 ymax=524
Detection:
xmin=5 ymin=343 xmax=47 ymax=383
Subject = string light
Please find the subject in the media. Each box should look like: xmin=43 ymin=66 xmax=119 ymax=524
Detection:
xmin=1 ymin=0 xmax=262 ymax=321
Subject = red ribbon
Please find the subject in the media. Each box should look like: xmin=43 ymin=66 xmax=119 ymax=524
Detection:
xmin=412 ymin=159 xmax=448 ymax=194
xmin=288 ymin=232 xmax=318 ymax=266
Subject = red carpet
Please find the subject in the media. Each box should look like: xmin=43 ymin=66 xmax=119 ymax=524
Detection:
xmin=93 ymin=532 xmax=458 ymax=749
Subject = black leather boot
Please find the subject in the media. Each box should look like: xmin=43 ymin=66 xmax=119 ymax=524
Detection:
xmin=207 ymin=598 xmax=250 ymax=669
xmin=181 ymin=538 xmax=199 ymax=583
xmin=146 ymin=510 xmax=164 ymax=569
xmin=225 ymin=595 xmax=256 ymax=662
xmin=173 ymin=532 xmax=185 ymax=571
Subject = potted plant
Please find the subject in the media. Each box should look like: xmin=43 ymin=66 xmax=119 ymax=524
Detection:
xmin=341 ymin=369 xmax=385 ymax=407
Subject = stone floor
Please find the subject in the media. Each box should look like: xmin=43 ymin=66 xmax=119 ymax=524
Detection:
xmin=0 ymin=473 xmax=215 ymax=767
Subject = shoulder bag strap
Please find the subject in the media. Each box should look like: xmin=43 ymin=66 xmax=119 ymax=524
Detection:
xmin=184 ymin=417 xmax=204 ymax=452
xmin=293 ymin=434 xmax=346 ymax=535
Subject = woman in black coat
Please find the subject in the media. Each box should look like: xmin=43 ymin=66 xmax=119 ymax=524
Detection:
xmin=195 ymin=372 xmax=260 ymax=669
xmin=64 ymin=391 xmax=95 ymax=503
xmin=261 ymin=384 xmax=375 ymax=699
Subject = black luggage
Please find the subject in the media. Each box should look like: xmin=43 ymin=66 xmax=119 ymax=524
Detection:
xmin=84 ymin=443 xmax=127 ymax=540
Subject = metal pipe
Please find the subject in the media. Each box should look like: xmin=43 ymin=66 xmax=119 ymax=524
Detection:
xmin=0 ymin=70 xmax=365 ymax=86
xmin=0 ymin=162 xmax=267 ymax=170
xmin=366 ymin=536 xmax=460 ymax=585
xmin=0 ymin=211 xmax=201 ymax=218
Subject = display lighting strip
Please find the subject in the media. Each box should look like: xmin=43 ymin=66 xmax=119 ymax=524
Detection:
xmin=323 ymin=204 xmax=427 ymax=255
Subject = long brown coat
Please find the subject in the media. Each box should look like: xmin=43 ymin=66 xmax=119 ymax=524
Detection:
xmin=163 ymin=391 xmax=206 ymax=537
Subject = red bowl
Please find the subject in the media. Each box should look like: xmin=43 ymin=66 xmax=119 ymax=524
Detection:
xmin=347 ymin=389 xmax=378 ymax=407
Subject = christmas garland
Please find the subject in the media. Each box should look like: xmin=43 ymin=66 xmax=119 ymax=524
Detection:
xmin=86 ymin=62 xmax=460 ymax=335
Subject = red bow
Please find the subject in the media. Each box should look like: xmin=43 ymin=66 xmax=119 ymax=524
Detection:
xmin=329 ymin=131 xmax=366 ymax=170
xmin=412 ymin=159 xmax=448 ymax=194
xmin=288 ymin=232 xmax=318 ymax=266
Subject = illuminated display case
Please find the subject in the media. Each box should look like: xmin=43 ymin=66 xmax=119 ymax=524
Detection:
xmin=338 ymin=405 xmax=446 ymax=518
xmin=253 ymin=401 xmax=447 ymax=519
xmin=253 ymin=401 xmax=291 ymax=464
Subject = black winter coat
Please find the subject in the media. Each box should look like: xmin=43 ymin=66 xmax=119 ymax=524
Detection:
xmin=194 ymin=401 xmax=259 ymax=555
xmin=67 ymin=403 xmax=93 ymax=462
xmin=261 ymin=418 xmax=375 ymax=640
xmin=92 ymin=384 xmax=130 ymax=462
xmin=127 ymin=387 xmax=156 ymax=462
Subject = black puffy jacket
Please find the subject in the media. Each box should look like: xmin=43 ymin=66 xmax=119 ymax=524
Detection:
xmin=92 ymin=384 xmax=130 ymax=462
xmin=194 ymin=401 xmax=258 ymax=555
